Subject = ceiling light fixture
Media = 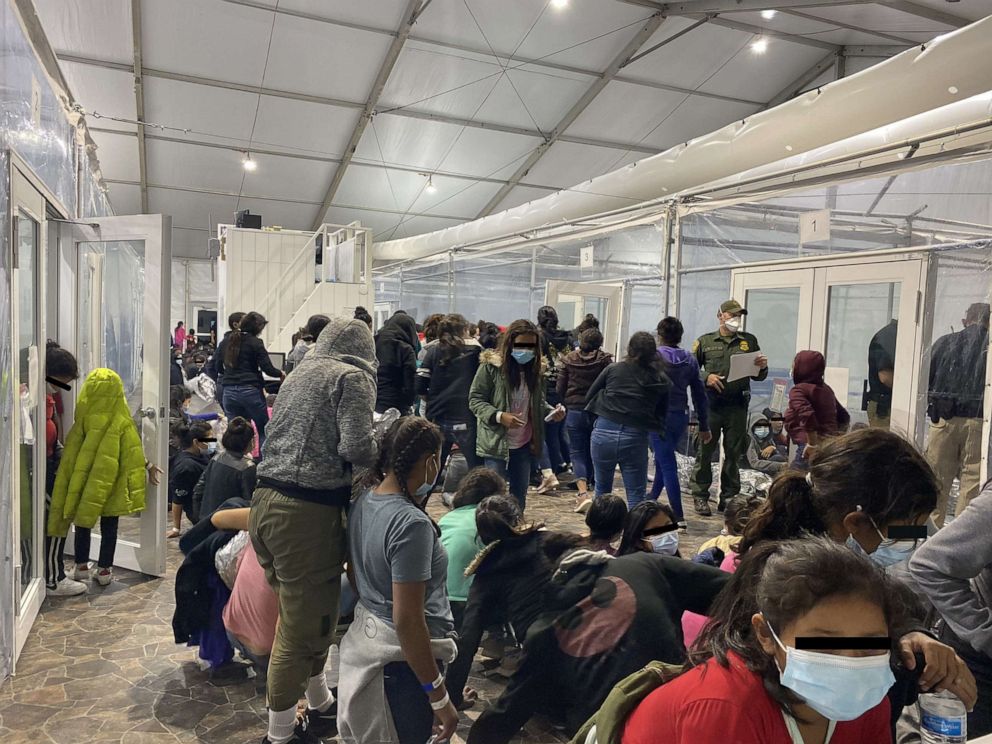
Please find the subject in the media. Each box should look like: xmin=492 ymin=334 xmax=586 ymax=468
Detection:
xmin=425 ymin=175 xmax=437 ymax=194
xmin=751 ymin=37 xmax=769 ymax=54
xmin=551 ymin=0 xmax=569 ymax=9
xmin=948 ymin=85 xmax=959 ymax=94
xmin=761 ymin=9 xmax=777 ymax=19
xmin=242 ymin=152 xmax=257 ymax=172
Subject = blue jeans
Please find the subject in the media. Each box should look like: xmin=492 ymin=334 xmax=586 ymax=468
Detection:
xmin=566 ymin=409 xmax=596 ymax=485
xmin=650 ymin=410 xmax=688 ymax=521
xmin=485 ymin=446 xmax=532 ymax=511
xmin=591 ymin=417 xmax=650 ymax=508
xmin=223 ymin=385 xmax=270 ymax=456
xmin=383 ymin=661 xmax=435 ymax=744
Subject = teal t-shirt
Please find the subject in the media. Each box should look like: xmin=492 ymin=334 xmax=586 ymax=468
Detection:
xmin=438 ymin=505 xmax=480 ymax=602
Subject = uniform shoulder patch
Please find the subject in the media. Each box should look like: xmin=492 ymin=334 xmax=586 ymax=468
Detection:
xmin=691 ymin=339 xmax=700 ymax=353
xmin=738 ymin=340 xmax=750 ymax=352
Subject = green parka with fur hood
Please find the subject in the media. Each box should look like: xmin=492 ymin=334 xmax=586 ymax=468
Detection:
xmin=48 ymin=368 xmax=147 ymax=536
xmin=469 ymin=349 xmax=552 ymax=461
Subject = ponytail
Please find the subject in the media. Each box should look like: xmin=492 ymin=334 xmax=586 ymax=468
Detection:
xmin=224 ymin=311 xmax=267 ymax=367
xmin=737 ymin=471 xmax=826 ymax=556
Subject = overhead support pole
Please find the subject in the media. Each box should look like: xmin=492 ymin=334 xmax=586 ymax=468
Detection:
xmin=762 ymin=50 xmax=838 ymax=109
xmin=312 ymin=0 xmax=425 ymax=230
xmin=844 ymin=44 xmax=915 ymax=57
xmin=835 ymin=48 xmax=847 ymax=80
xmin=686 ymin=14 xmax=840 ymax=51
xmin=779 ymin=10 xmax=919 ymax=45
xmin=131 ymin=0 xmax=148 ymax=213
xmin=880 ymin=0 xmax=969 ymax=28
xmin=619 ymin=0 xmax=877 ymax=11
xmin=475 ymin=12 xmax=668 ymax=219
xmin=622 ymin=18 xmax=708 ymax=67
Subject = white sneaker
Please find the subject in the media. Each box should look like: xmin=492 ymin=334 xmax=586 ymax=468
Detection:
xmin=536 ymin=474 xmax=560 ymax=495
xmin=72 ymin=563 xmax=92 ymax=581
xmin=574 ymin=498 xmax=592 ymax=514
xmin=95 ymin=568 xmax=113 ymax=586
xmin=46 ymin=577 xmax=88 ymax=597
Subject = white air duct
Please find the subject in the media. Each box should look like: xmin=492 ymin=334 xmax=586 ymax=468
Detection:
xmin=375 ymin=17 xmax=992 ymax=263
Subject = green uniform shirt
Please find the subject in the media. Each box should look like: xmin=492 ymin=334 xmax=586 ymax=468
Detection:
xmin=692 ymin=330 xmax=767 ymax=407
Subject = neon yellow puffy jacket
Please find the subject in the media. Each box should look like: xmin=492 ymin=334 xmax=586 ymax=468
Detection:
xmin=47 ymin=368 xmax=146 ymax=536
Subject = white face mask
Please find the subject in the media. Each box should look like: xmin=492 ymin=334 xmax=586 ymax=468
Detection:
xmin=647 ymin=531 xmax=680 ymax=555
xmin=724 ymin=316 xmax=742 ymax=332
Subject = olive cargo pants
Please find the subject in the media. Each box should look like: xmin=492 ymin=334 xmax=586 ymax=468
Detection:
xmin=689 ymin=404 xmax=749 ymax=505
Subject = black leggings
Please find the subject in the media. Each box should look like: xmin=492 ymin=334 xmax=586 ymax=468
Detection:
xmin=74 ymin=516 xmax=119 ymax=569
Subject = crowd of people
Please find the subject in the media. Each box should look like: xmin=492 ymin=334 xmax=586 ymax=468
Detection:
xmin=41 ymin=297 xmax=991 ymax=744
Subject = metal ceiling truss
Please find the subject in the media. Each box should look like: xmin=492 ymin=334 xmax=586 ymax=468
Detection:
xmin=763 ymin=50 xmax=840 ymax=108
xmin=131 ymin=0 xmax=148 ymax=212
xmin=475 ymin=12 xmax=668 ymax=219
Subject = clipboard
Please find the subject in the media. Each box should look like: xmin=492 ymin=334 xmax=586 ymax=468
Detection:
xmin=727 ymin=351 xmax=761 ymax=382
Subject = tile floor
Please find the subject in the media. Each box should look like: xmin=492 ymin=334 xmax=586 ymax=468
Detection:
xmin=0 ymin=487 xmax=724 ymax=744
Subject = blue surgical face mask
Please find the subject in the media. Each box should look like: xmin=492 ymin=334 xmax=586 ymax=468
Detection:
xmin=754 ymin=426 xmax=771 ymax=439
xmin=648 ymin=531 xmax=679 ymax=556
xmin=206 ymin=441 xmax=218 ymax=455
xmin=414 ymin=456 xmax=440 ymax=500
xmin=846 ymin=510 xmax=922 ymax=568
xmin=511 ymin=349 xmax=535 ymax=365
xmin=765 ymin=618 xmax=895 ymax=721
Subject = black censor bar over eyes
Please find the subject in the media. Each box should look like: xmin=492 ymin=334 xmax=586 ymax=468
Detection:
xmin=46 ymin=376 xmax=71 ymax=391
xmin=795 ymin=637 xmax=891 ymax=650
xmin=887 ymin=525 xmax=928 ymax=540
xmin=643 ymin=523 xmax=679 ymax=537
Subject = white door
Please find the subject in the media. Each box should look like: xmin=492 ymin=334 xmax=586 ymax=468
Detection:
xmin=545 ymin=280 xmax=624 ymax=356
xmin=10 ymin=163 xmax=48 ymax=663
xmin=63 ymin=215 xmax=172 ymax=577
xmin=730 ymin=256 xmax=926 ymax=438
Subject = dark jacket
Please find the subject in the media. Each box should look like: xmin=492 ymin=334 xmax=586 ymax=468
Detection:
xmin=584 ymin=362 xmax=670 ymax=435
xmin=192 ymin=450 xmax=257 ymax=522
xmin=557 ymin=349 xmax=613 ymax=409
xmin=658 ymin=346 xmax=709 ymax=430
xmin=258 ymin=318 xmax=379 ymax=506
xmin=374 ymin=314 xmax=418 ymax=413
xmin=928 ymin=322 xmax=988 ymax=420
xmin=169 ymin=449 xmax=210 ymax=515
xmin=216 ymin=333 xmax=281 ymax=390
xmin=467 ymin=552 xmax=730 ymax=743
xmin=447 ymin=532 xmax=564 ymax=707
xmin=540 ymin=326 xmax=573 ymax=404
xmin=416 ymin=340 xmax=482 ymax=423
xmin=785 ymin=350 xmax=850 ymax=444
xmin=170 ymin=357 xmax=184 ymax=386
xmin=206 ymin=331 xmax=233 ymax=382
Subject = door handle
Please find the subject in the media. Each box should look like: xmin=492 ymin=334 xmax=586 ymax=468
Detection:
xmin=139 ymin=406 xmax=157 ymax=419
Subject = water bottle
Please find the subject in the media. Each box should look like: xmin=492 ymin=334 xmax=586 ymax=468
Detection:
xmin=919 ymin=690 xmax=967 ymax=744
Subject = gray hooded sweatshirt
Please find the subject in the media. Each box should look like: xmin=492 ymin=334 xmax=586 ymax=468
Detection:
xmin=258 ymin=317 xmax=379 ymax=505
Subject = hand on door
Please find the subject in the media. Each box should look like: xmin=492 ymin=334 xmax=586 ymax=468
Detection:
xmin=146 ymin=463 xmax=163 ymax=486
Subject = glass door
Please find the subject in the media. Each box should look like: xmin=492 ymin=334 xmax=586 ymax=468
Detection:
xmin=10 ymin=162 xmax=47 ymax=662
xmin=63 ymin=215 xmax=172 ymax=577
xmin=732 ymin=269 xmax=814 ymax=414
xmin=545 ymin=280 xmax=623 ymax=356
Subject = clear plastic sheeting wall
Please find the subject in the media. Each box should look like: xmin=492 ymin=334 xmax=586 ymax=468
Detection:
xmin=170 ymin=259 xmax=218 ymax=332
xmin=374 ymin=220 xmax=666 ymax=328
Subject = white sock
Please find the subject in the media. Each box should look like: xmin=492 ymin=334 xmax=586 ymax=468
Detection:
xmin=541 ymin=468 xmax=554 ymax=478
xmin=306 ymin=673 xmax=334 ymax=712
xmin=267 ymin=706 xmax=297 ymax=743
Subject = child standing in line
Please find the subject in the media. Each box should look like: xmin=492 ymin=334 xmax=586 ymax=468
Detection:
xmin=49 ymin=368 xmax=161 ymax=586
xmin=785 ymin=350 xmax=851 ymax=463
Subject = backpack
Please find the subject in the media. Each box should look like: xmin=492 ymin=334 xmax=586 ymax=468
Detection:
xmin=570 ymin=660 xmax=686 ymax=744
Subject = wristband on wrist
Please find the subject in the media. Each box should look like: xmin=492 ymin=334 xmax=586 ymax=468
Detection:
xmin=429 ymin=691 xmax=450 ymax=711
xmin=421 ymin=673 xmax=444 ymax=693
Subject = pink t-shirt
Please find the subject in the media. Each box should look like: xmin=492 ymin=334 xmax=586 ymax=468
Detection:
xmin=223 ymin=546 xmax=278 ymax=654
xmin=506 ymin=384 xmax=532 ymax=451
xmin=681 ymin=551 xmax=739 ymax=648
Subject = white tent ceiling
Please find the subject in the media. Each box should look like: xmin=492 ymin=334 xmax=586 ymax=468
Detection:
xmin=31 ymin=0 xmax=992 ymax=258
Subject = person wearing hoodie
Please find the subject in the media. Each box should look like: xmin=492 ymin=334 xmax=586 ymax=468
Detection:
xmin=557 ymin=328 xmax=613 ymax=512
xmin=417 ymin=313 xmax=484 ymax=474
xmin=250 ymin=317 xmax=379 ymax=744
xmin=48 ymin=368 xmax=161 ymax=587
xmin=446 ymin=495 xmax=587 ymax=712
xmin=536 ymin=306 xmax=574 ymax=493
xmin=785 ymin=350 xmax=850 ymax=462
xmin=469 ymin=319 xmax=565 ymax=510
xmin=586 ymin=332 xmax=671 ymax=509
xmin=744 ymin=412 xmax=789 ymax=475
xmin=374 ymin=312 xmax=419 ymax=414
xmin=649 ymin=317 xmax=711 ymax=529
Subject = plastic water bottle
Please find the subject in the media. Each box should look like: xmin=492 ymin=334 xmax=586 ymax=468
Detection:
xmin=919 ymin=690 xmax=967 ymax=743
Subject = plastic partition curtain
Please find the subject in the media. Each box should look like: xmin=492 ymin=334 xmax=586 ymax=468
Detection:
xmin=170 ymin=259 xmax=218 ymax=331
xmin=374 ymin=219 xmax=667 ymax=329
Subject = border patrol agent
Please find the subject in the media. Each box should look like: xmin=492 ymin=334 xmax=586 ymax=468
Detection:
xmin=689 ymin=299 xmax=768 ymax=516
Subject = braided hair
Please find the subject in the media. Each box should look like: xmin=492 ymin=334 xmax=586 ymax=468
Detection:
xmin=372 ymin=417 xmax=443 ymax=507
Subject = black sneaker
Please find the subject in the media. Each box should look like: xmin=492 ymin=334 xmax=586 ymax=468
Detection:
xmin=306 ymin=701 xmax=337 ymax=738
xmin=717 ymin=500 xmax=727 ymax=513
xmin=693 ymin=497 xmax=712 ymax=516
xmin=262 ymin=719 xmax=320 ymax=744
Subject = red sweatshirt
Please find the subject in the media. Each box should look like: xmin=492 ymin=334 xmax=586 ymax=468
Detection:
xmin=622 ymin=652 xmax=891 ymax=744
